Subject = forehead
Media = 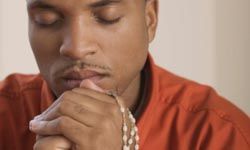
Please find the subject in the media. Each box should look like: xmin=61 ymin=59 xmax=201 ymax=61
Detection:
xmin=27 ymin=0 xmax=125 ymax=10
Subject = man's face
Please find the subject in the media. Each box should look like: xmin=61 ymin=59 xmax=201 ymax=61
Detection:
xmin=27 ymin=0 xmax=157 ymax=97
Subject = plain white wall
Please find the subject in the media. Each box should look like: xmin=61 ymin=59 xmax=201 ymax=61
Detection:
xmin=215 ymin=0 xmax=250 ymax=114
xmin=0 ymin=0 xmax=38 ymax=77
xmin=151 ymin=0 xmax=216 ymax=85
xmin=0 ymin=0 xmax=249 ymax=114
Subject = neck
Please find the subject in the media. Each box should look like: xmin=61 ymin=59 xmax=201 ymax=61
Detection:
xmin=120 ymin=73 xmax=142 ymax=112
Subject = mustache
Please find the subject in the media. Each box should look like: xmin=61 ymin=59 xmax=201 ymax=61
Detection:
xmin=54 ymin=60 xmax=112 ymax=76
xmin=72 ymin=61 xmax=111 ymax=71
xmin=52 ymin=60 xmax=121 ymax=96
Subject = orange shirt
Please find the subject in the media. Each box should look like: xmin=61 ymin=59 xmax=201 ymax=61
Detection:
xmin=0 ymin=56 xmax=250 ymax=150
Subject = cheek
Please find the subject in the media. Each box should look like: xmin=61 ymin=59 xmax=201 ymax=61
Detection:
xmin=29 ymin=24 xmax=61 ymax=75
xmin=106 ymin=17 xmax=148 ymax=68
xmin=29 ymin=26 xmax=64 ymax=96
xmin=97 ymin=15 xmax=149 ymax=91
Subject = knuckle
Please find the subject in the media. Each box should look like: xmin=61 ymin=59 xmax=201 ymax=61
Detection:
xmin=61 ymin=91 xmax=73 ymax=100
xmin=57 ymin=100 xmax=69 ymax=114
xmin=56 ymin=116 xmax=69 ymax=132
xmin=33 ymin=140 xmax=45 ymax=150
xmin=109 ymin=105 xmax=120 ymax=117
xmin=33 ymin=137 xmax=66 ymax=150
xmin=100 ymin=117 xmax=112 ymax=129
xmin=73 ymin=87 xmax=86 ymax=93
xmin=73 ymin=104 xmax=87 ymax=114
xmin=33 ymin=142 xmax=40 ymax=150
xmin=58 ymin=91 xmax=74 ymax=114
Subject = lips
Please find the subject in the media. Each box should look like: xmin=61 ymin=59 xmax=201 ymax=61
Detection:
xmin=61 ymin=69 xmax=107 ymax=90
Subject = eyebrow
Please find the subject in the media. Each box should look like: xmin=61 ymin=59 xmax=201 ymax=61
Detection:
xmin=27 ymin=0 xmax=122 ymax=10
xmin=89 ymin=0 xmax=122 ymax=8
xmin=27 ymin=1 xmax=55 ymax=10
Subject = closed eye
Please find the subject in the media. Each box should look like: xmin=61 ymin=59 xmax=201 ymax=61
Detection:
xmin=94 ymin=15 xmax=121 ymax=25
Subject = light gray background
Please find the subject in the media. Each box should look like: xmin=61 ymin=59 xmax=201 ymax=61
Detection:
xmin=0 ymin=0 xmax=249 ymax=114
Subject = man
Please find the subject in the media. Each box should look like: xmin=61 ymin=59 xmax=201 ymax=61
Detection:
xmin=0 ymin=0 xmax=249 ymax=149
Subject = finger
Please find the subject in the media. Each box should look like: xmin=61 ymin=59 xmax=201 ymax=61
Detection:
xmin=33 ymin=135 xmax=72 ymax=150
xmin=33 ymin=97 xmax=62 ymax=121
xmin=54 ymin=99 xmax=106 ymax=126
xmin=79 ymin=80 xmax=125 ymax=108
xmin=39 ymin=99 xmax=106 ymax=127
xmin=30 ymin=116 xmax=91 ymax=145
xmin=72 ymin=88 xmax=116 ymax=104
xmin=33 ymin=79 xmax=114 ymax=121
xmin=34 ymin=78 xmax=104 ymax=121
xmin=78 ymin=79 xmax=117 ymax=104
xmin=80 ymin=79 xmax=105 ymax=93
xmin=35 ymin=80 xmax=116 ymax=122
xmin=36 ymin=91 xmax=115 ymax=122
xmin=36 ymin=135 xmax=44 ymax=141
xmin=37 ymin=95 xmax=117 ymax=127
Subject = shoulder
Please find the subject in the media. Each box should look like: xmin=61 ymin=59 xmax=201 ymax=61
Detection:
xmin=0 ymin=73 xmax=44 ymax=98
xmin=0 ymin=73 xmax=45 ymax=109
xmin=0 ymin=74 xmax=44 ymax=149
xmin=153 ymin=65 xmax=249 ymax=118
xmin=0 ymin=73 xmax=46 ymax=111
xmin=152 ymin=65 xmax=250 ymax=148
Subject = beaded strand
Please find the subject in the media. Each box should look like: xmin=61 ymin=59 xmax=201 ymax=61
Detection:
xmin=110 ymin=93 xmax=139 ymax=150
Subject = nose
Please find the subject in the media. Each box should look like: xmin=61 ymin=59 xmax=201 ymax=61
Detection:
xmin=60 ymin=17 xmax=98 ymax=60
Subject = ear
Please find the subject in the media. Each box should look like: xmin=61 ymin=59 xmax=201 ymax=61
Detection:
xmin=145 ymin=0 xmax=159 ymax=43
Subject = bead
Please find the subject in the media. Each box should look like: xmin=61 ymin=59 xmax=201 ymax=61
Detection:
xmin=120 ymin=107 xmax=125 ymax=113
xmin=129 ymin=113 xmax=133 ymax=118
xmin=123 ymin=135 xmax=128 ymax=142
xmin=123 ymin=145 xmax=129 ymax=150
xmin=130 ymin=130 xmax=135 ymax=136
xmin=123 ymin=125 xmax=128 ymax=132
xmin=135 ymin=144 xmax=139 ymax=150
xmin=132 ymin=118 xmax=136 ymax=123
xmin=112 ymin=95 xmax=139 ymax=150
xmin=135 ymin=135 xmax=139 ymax=141
xmin=128 ymin=138 xmax=133 ymax=145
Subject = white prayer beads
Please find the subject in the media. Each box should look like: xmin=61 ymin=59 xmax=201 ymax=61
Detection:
xmin=111 ymin=93 xmax=140 ymax=150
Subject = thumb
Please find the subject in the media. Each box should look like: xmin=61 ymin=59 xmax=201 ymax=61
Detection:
xmin=79 ymin=79 xmax=105 ymax=93
xmin=34 ymin=135 xmax=72 ymax=150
